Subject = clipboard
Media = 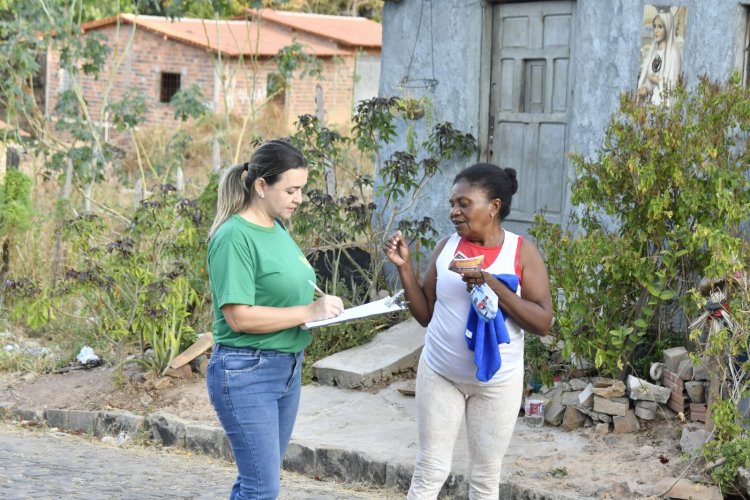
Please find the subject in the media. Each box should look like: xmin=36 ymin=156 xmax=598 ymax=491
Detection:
xmin=304 ymin=290 xmax=407 ymax=329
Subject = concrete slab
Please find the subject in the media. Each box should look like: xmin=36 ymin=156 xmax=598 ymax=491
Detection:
xmin=292 ymin=383 xmax=620 ymax=499
xmin=293 ymin=383 xmax=425 ymax=469
xmin=312 ymin=318 xmax=426 ymax=388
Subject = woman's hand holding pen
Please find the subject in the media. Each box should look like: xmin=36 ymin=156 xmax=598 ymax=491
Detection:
xmin=307 ymin=280 xmax=344 ymax=321
xmin=308 ymin=295 xmax=344 ymax=321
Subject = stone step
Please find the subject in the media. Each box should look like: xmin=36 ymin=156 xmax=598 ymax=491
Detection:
xmin=312 ymin=318 xmax=426 ymax=389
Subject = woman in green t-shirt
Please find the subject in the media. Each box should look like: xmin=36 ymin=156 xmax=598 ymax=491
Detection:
xmin=206 ymin=139 xmax=343 ymax=499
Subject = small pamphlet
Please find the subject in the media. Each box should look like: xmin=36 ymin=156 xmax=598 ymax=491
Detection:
xmin=448 ymin=251 xmax=484 ymax=273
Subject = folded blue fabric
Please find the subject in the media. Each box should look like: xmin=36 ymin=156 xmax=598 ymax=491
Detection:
xmin=464 ymin=274 xmax=519 ymax=382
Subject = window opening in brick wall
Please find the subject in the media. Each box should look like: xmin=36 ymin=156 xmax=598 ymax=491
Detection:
xmin=160 ymin=72 xmax=181 ymax=103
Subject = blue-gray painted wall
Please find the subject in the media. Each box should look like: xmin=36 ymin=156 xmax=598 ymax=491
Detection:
xmin=379 ymin=0 xmax=748 ymax=239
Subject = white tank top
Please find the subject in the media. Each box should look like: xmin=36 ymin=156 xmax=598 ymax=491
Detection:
xmin=422 ymin=231 xmax=524 ymax=385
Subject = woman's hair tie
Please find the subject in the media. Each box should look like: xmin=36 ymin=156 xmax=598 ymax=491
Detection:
xmin=244 ymin=162 xmax=250 ymax=172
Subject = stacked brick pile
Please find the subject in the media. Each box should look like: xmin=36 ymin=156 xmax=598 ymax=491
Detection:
xmin=526 ymin=346 xmax=709 ymax=433
xmin=659 ymin=346 xmax=710 ymax=423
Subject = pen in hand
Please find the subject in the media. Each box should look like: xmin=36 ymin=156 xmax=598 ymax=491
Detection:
xmin=307 ymin=280 xmax=345 ymax=321
xmin=307 ymin=279 xmax=326 ymax=296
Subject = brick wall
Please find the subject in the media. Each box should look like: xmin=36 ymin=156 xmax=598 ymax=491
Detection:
xmin=46 ymin=25 xmax=366 ymax=133
xmin=47 ymin=26 xmax=215 ymax=126
xmin=219 ymin=57 xmax=282 ymax=117
xmin=286 ymin=56 xmax=357 ymax=127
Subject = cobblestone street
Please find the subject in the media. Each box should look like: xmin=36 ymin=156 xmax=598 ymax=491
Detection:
xmin=0 ymin=423 xmax=401 ymax=500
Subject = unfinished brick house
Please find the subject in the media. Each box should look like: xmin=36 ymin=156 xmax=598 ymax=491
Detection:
xmin=44 ymin=10 xmax=381 ymax=130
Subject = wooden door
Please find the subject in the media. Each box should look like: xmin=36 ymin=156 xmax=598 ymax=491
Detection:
xmin=487 ymin=1 xmax=575 ymax=235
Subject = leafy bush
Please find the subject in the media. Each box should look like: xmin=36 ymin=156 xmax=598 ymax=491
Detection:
xmin=0 ymin=166 xmax=33 ymax=283
xmin=4 ymin=185 xmax=209 ymax=373
xmin=531 ymin=77 xmax=750 ymax=377
xmin=290 ymin=98 xmax=477 ymax=304
xmin=529 ymin=76 xmax=750 ymax=492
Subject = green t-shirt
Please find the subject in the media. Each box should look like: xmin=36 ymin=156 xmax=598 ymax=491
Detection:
xmin=207 ymin=215 xmax=316 ymax=352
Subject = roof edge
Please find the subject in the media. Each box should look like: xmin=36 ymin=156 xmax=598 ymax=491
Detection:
xmin=244 ymin=8 xmax=381 ymax=49
xmin=80 ymin=14 xmax=244 ymax=56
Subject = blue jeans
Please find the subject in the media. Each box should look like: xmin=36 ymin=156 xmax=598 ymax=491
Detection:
xmin=206 ymin=344 xmax=303 ymax=500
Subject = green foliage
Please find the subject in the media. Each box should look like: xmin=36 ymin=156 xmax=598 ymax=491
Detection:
xmin=0 ymin=3 xmax=55 ymax=118
xmin=135 ymin=275 xmax=198 ymax=375
xmin=1 ymin=1 xmax=116 ymax=186
xmin=267 ymin=40 xmax=324 ymax=98
xmin=0 ymin=0 xmax=253 ymax=22
xmin=0 ymin=0 xmax=383 ymax=24
xmin=706 ymin=437 xmax=750 ymax=494
xmin=0 ymin=168 xmax=33 ymax=237
xmin=395 ymin=96 xmax=428 ymax=121
xmin=530 ymin=78 xmax=750 ymax=377
xmin=0 ymin=347 xmax=58 ymax=374
xmin=350 ymin=96 xmax=398 ymax=153
xmin=170 ymin=84 xmax=210 ymax=122
xmin=4 ymin=186 xmax=209 ymax=371
xmin=289 ymin=98 xmax=477 ymax=303
xmin=524 ymin=335 xmax=564 ymax=388
xmin=0 ymin=166 xmax=33 ymax=281
xmin=107 ymin=89 xmax=148 ymax=131
xmin=281 ymin=0 xmax=382 ymax=20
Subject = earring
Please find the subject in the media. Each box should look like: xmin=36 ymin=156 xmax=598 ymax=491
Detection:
xmin=260 ymin=192 xmax=265 ymax=199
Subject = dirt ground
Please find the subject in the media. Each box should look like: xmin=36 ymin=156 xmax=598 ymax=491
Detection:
xmin=0 ymin=362 xmax=703 ymax=499
xmin=0 ymin=364 xmax=218 ymax=422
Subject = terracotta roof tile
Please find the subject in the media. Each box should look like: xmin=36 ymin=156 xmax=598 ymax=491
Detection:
xmin=249 ymin=9 xmax=381 ymax=49
xmin=81 ymin=14 xmax=353 ymax=57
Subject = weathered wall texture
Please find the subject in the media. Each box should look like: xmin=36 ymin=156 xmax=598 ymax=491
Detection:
xmin=379 ymin=0 xmax=746 ymax=239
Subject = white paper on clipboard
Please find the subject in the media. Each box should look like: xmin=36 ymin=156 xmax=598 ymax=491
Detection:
xmin=304 ymin=292 xmax=406 ymax=329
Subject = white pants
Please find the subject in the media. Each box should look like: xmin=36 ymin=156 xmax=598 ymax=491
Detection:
xmin=407 ymin=354 xmax=524 ymax=500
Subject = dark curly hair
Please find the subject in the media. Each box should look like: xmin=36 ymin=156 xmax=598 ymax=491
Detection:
xmin=453 ymin=163 xmax=518 ymax=221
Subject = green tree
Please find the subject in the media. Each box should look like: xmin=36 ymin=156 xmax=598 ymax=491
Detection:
xmin=0 ymin=166 xmax=33 ymax=280
xmin=290 ymin=99 xmax=476 ymax=303
xmin=531 ymin=77 xmax=750 ymax=377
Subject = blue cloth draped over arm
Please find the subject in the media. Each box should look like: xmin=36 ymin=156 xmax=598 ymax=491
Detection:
xmin=464 ymin=274 xmax=519 ymax=382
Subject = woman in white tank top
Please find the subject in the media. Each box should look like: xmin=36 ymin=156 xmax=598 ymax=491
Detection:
xmin=384 ymin=163 xmax=553 ymax=499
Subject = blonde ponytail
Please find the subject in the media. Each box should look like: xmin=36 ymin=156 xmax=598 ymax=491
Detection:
xmin=208 ymin=163 xmax=251 ymax=240
xmin=208 ymin=139 xmax=307 ymax=240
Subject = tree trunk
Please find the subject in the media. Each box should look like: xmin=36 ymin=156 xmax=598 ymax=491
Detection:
xmin=51 ymin=158 xmax=74 ymax=285
xmin=0 ymin=239 xmax=9 ymax=281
